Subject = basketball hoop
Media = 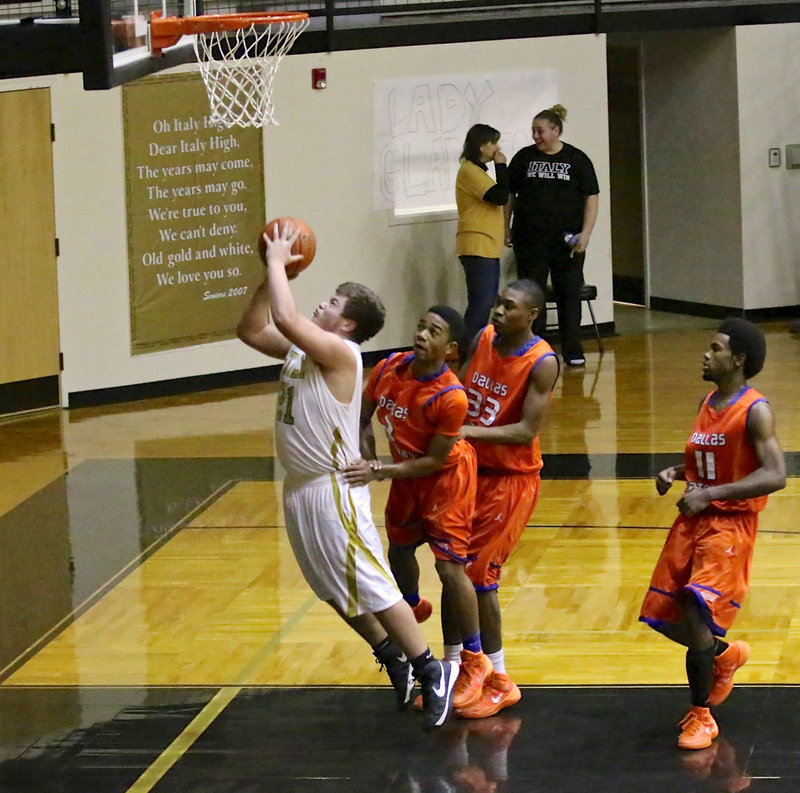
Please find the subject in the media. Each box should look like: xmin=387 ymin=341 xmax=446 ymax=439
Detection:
xmin=149 ymin=11 xmax=309 ymax=128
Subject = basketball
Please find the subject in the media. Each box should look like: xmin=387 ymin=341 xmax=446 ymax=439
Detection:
xmin=258 ymin=216 xmax=316 ymax=278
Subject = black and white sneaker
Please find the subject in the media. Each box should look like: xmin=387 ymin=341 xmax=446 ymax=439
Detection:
xmin=416 ymin=659 xmax=459 ymax=730
xmin=374 ymin=644 xmax=415 ymax=708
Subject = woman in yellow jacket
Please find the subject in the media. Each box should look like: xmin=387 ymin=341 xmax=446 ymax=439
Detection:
xmin=455 ymin=124 xmax=509 ymax=348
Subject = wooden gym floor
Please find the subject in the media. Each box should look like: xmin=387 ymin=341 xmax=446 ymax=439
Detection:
xmin=1 ymin=307 xmax=799 ymax=792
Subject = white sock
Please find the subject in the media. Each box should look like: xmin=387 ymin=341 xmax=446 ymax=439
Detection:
xmin=444 ymin=643 xmax=463 ymax=663
xmin=487 ymin=649 xmax=505 ymax=674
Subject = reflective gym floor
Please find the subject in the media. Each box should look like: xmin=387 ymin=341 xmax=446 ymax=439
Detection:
xmin=2 ymin=307 xmax=799 ymax=792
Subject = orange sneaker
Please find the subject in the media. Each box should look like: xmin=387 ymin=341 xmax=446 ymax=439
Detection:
xmin=708 ymin=640 xmax=751 ymax=706
xmin=411 ymin=598 xmax=433 ymax=623
xmin=456 ymin=672 xmax=522 ymax=719
xmin=452 ymin=650 xmax=493 ymax=710
xmin=678 ymin=705 xmax=719 ymax=750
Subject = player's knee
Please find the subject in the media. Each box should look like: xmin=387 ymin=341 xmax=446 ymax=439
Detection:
xmin=434 ymin=557 xmax=467 ymax=585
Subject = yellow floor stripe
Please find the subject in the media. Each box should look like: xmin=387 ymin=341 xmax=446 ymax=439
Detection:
xmin=126 ymin=592 xmax=318 ymax=793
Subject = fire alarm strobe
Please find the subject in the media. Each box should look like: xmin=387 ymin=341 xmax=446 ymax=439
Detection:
xmin=312 ymin=68 xmax=327 ymax=90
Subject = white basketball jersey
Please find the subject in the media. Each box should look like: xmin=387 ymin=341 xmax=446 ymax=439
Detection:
xmin=274 ymin=341 xmax=362 ymax=483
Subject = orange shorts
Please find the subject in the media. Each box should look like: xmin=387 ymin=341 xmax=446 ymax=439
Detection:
xmin=466 ymin=471 xmax=540 ymax=590
xmin=385 ymin=444 xmax=477 ymax=563
xmin=639 ymin=510 xmax=758 ymax=637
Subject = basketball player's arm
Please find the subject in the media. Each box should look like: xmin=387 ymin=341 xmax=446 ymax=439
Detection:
xmin=358 ymin=396 xmax=379 ymax=461
xmin=456 ymin=332 xmax=483 ymax=381
xmin=344 ymin=433 xmax=460 ymax=486
xmin=677 ymin=401 xmax=786 ymax=515
xmin=237 ymin=279 xmax=291 ymax=359
xmin=656 ymin=464 xmax=685 ymax=495
xmin=261 ymin=225 xmax=356 ymax=374
xmin=460 ymin=355 xmax=559 ymax=444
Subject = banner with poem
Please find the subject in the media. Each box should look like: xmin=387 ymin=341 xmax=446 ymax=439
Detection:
xmin=123 ymin=73 xmax=266 ymax=354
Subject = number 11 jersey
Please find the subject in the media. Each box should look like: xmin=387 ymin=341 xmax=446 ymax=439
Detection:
xmin=683 ymin=386 xmax=769 ymax=513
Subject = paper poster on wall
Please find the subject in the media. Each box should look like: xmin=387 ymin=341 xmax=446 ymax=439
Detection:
xmin=374 ymin=70 xmax=558 ymax=212
xmin=123 ymin=73 xmax=266 ymax=355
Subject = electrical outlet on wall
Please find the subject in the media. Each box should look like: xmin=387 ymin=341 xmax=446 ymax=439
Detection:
xmin=768 ymin=148 xmax=781 ymax=167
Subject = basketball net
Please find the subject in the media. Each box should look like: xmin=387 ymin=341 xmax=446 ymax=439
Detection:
xmin=193 ymin=16 xmax=309 ymax=129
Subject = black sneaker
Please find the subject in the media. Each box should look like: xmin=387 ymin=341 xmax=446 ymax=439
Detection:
xmin=416 ymin=659 xmax=459 ymax=730
xmin=373 ymin=644 xmax=415 ymax=708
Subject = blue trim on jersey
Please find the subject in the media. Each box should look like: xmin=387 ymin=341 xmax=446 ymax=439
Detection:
xmin=532 ymin=350 xmax=559 ymax=372
xmin=423 ymin=383 xmax=466 ymax=408
xmin=473 ymin=582 xmax=500 ymax=593
xmin=745 ymin=397 xmax=767 ymax=421
xmin=691 ymin=583 xmax=723 ymax=597
xmin=413 ymin=360 xmax=450 ymax=382
xmin=373 ymin=352 xmax=403 ymax=387
xmin=492 ymin=334 xmax=541 ymax=356
xmin=648 ymin=585 xmax=677 ymax=599
xmin=709 ymin=384 xmax=749 ymax=411
xmin=684 ymin=585 xmax=727 ymax=636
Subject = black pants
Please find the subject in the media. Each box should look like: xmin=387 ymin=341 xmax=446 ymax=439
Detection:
xmin=513 ymin=239 xmax=585 ymax=359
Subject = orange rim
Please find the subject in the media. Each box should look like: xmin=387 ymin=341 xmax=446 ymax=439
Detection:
xmin=150 ymin=11 xmax=309 ymax=53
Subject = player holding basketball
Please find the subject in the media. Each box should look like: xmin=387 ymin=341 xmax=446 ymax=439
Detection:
xmin=237 ymin=222 xmax=458 ymax=730
xmin=639 ymin=318 xmax=785 ymax=750
xmin=456 ymin=279 xmax=559 ymax=718
xmin=343 ymin=306 xmax=492 ymax=713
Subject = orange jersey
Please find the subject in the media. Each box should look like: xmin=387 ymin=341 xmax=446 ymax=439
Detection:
xmin=365 ymin=352 xmax=471 ymax=469
xmin=463 ymin=326 xmax=557 ymax=473
xmin=683 ymin=386 xmax=769 ymax=513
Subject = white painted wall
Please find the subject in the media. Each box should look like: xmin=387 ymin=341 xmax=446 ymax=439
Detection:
xmin=735 ymin=23 xmax=800 ymax=309
xmin=3 ymin=34 xmax=612 ymax=404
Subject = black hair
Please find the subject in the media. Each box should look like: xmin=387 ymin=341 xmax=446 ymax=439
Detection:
xmin=337 ymin=282 xmax=386 ymax=344
xmin=718 ymin=317 xmax=766 ymax=379
xmin=505 ymin=279 xmax=545 ymax=313
xmin=460 ymin=124 xmax=501 ymax=163
xmin=427 ymin=305 xmax=466 ymax=345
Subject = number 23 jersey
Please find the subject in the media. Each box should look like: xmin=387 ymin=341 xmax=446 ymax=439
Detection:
xmin=464 ymin=325 xmax=556 ymax=474
xmin=684 ymin=385 xmax=769 ymax=513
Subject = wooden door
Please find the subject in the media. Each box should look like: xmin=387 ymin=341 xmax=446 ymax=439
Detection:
xmin=0 ymin=88 xmax=60 ymax=414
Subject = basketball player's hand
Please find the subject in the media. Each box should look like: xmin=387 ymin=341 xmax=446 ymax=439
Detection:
xmin=656 ymin=466 xmax=678 ymax=495
xmin=263 ymin=222 xmax=303 ymax=269
xmin=343 ymin=459 xmax=380 ymax=486
xmin=677 ymin=487 xmax=712 ymax=516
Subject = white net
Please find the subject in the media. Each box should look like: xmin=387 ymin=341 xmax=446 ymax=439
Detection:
xmin=194 ymin=16 xmax=309 ymax=128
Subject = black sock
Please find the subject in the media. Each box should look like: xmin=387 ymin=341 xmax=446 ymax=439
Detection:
xmin=714 ymin=639 xmax=730 ymax=656
xmin=411 ymin=649 xmax=434 ymax=676
xmin=372 ymin=636 xmax=391 ymax=658
xmin=686 ymin=646 xmax=716 ymax=707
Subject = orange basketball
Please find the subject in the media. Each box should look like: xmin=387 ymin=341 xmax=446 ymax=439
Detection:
xmin=258 ymin=216 xmax=316 ymax=279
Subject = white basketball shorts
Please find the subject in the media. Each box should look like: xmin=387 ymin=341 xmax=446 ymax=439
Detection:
xmin=283 ymin=472 xmax=401 ymax=617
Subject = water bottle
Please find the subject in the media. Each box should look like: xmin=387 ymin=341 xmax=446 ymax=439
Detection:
xmin=563 ymin=231 xmax=580 ymax=247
